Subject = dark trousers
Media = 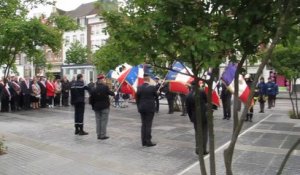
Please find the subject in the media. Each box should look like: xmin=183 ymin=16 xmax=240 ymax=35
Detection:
xmin=180 ymin=95 xmax=186 ymax=115
xmin=40 ymin=93 xmax=47 ymax=108
xmin=12 ymin=94 xmax=21 ymax=110
xmin=268 ymin=95 xmax=275 ymax=108
xmin=246 ymin=106 xmax=254 ymax=120
xmin=222 ymin=97 xmax=231 ymax=119
xmin=23 ymin=94 xmax=31 ymax=109
xmin=140 ymin=112 xmax=154 ymax=145
xmin=259 ymin=102 xmax=265 ymax=112
xmin=54 ymin=93 xmax=61 ymax=106
xmin=155 ymin=97 xmax=159 ymax=112
xmin=1 ymin=97 xmax=9 ymax=112
xmin=74 ymin=102 xmax=85 ymax=127
xmin=10 ymin=98 xmax=15 ymax=111
xmin=62 ymin=93 xmax=69 ymax=106
xmin=167 ymin=98 xmax=174 ymax=114
xmin=193 ymin=121 xmax=208 ymax=153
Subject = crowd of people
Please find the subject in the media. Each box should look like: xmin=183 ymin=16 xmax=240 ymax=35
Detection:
xmin=0 ymin=72 xmax=280 ymax=156
xmin=0 ymin=75 xmax=73 ymax=112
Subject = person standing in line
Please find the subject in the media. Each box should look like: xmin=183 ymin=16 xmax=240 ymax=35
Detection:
xmin=71 ymin=74 xmax=89 ymax=135
xmin=10 ymin=76 xmax=21 ymax=111
xmin=257 ymin=77 xmax=267 ymax=113
xmin=89 ymin=74 xmax=115 ymax=140
xmin=54 ymin=78 xmax=62 ymax=106
xmin=1 ymin=78 xmax=11 ymax=112
xmin=244 ymin=74 xmax=258 ymax=122
xmin=87 ymin=78 xmax=95 ymax=95
xmin=20 ymin=76 xmax=31 ymax=110
xmin=46 ymin=78 xmax=55 ymax=108
xmin=186 ymin=82 xmax=209 ymax=155
xmin=266 ymin=78 xmax=277 ymax=109
xmin=61 ymin=76 xmax=71 ymax=106
xmin=31 ymin=77 xmax=41 ymax=109
xmin=136 ymin=74 xmax=158 ymax=147
xmin=38 ymin=76 xmax=47 ymax=108
xmin=221 ymin=82 xmax=232 ymax=120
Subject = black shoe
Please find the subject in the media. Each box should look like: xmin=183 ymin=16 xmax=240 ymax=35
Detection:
xmin=78 ymin=131 xmax=89 ymax=135
xmin=98 ymin=136 xmax=109 ymax=140
xmin=168 ymin=112 xmax=174 ymax=114
xmin=181 ymin=114 xmax=186 ymax=116
xmin=222 ymin=117 xmax=226 ymax=120
xmin=245 ymin=119 xmax=248 ymax=122
xmin=249 ymin=119 xmax=253 ymax=122
xmin=75 ymin=130 xmax=80 ymax=135
xmin=144 ymin=143 xmax=156 ymax=147
xmin=226 ymin=117 xmax=230 ymax=120
xmin=203 ymin=151 xmax=209 ymax=155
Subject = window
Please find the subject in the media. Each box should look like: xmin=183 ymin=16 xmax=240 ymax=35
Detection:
xmin=73 ymin=35 xmax=77 ymax=42
xmin=80 ymin=34 xmax=84 ymax=44
xmin=65 ymin=36 xmax=70 ymax=45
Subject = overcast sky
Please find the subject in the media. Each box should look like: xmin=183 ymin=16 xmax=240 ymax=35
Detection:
xmin=28 ymin=0 xmax=97 ymax=17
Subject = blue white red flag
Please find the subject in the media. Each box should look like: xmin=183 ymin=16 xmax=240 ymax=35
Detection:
xmin=221 ymin=63 xmax=251 ymax=104
xmin=165 ymin=61 xmax=194 ymax=95
xmin=106 ymin=70 xmax=118 ymax=79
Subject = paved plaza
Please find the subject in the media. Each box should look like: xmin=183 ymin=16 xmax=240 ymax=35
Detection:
xmin=0 ymin=98 xmax=300 ymax=175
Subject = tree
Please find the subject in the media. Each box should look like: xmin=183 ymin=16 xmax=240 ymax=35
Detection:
xmin=270 ymin=43 xmax=300 ymax=119
xmin=0 ymin=0 xmax=79 ymax=77
xmin=95 ymin=0 xmax=300 ymax=174
xmin=65 ymin=41 xmax=90 ymax=65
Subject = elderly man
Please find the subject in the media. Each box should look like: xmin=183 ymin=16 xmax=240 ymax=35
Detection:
xmin=89 ymin=74 xmax=115 ymax=140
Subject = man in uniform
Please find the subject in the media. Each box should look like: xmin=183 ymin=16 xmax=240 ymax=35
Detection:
xmin=71 ymin=74 xmax=89 ymax=135
xmin=154 ymin=77 xmax=161 ymax=113
xmin=38 ymin=76 xmax=47 ymax=108
xmin=136 ymin=74 xmax=158 ymax=147
xmin=186 ymin=81 xmax=209 ymax=155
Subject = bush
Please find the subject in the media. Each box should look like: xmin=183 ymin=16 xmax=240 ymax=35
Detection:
xmin=0 ymin=136 xmax=7 ymax=155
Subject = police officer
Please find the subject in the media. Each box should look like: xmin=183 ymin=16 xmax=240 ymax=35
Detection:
xmin=71 ymin=74 xmax=89 ymax=135
xmin=136 ymin=74 xmax=158 ymax=147
xmin=186 ymin=82 xmax=209 ymax=155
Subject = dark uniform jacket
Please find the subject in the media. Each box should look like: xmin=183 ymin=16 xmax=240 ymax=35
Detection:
xmin=20 ymin=80 xmax=31 ymax=95
xmin=71 ymin=80 xmax=88 ymax=104
xmin=136 ymin=83 xmax=158 ymax=113
xmin=186 ymin=89 xmax=207 ymax=124
xmin=38 ymin=81 xmax=47 ymax=95
xmin=90 ymin=83 xmax=114 ymax=110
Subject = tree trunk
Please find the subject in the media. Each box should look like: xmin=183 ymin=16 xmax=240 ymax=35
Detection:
xmin=277 ymin=139 xmax=300 ymax=175
xmin=224 ymin=1 xmax=290 ymax=172
xmin=288 ymin=88 xmax=296 ymax=118
xmin=293 ymin=79 xmax=299 ymax=118
xmin=207 ymin=77 xmax=216 ymax=175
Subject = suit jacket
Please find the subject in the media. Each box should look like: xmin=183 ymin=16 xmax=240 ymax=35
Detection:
xmin=20 ymin=80 xmax=31 ymax=95
xmin=186 ymin=89 xmax=207 ymax=124
xmin=38 ymin=81 xmax=47 ymax=95
xmin=90 ymin=83 xmax=114 ymax=110
xmin=136 ymin=83 xmax=157 ymax=113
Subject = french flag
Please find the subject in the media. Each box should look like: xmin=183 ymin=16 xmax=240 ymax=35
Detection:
xmin=165 ymin=61 xmax=194 ymax=95
xmin=118 ymin=65 xmax=144 ymax=96
xmin=221 ymin=63 xmax=251 ymax=104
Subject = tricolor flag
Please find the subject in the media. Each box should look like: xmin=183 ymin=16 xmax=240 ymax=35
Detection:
xmin=221 ymin=63 xmax=251 ymax=105
xmin=106 ymin=70 xmax=118 ymax=79
xmin=165 ymin=61 xmax=194 ymax=95
xmin=165 ymin=61 xmax=220 ymax=106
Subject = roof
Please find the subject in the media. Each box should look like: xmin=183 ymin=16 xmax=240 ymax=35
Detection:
xmin=56 ymin=2 xmax=98 ymax=18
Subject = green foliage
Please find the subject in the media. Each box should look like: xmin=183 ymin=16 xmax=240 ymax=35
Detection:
xmin=48 ymin=14 xmax=79 ymax=32
xmin=271 ymin=44 xmax=300 ymax=80
xmin=0 ymin=136 xmax=7 ymax=155
xmin=65 ymin=41 xmax=89 ymax=64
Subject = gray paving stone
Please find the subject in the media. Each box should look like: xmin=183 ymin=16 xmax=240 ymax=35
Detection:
xmin=234 ymin=151 xmax=275 ymax=166
xmin=253 ymin=137 xmax=285 ymax=148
